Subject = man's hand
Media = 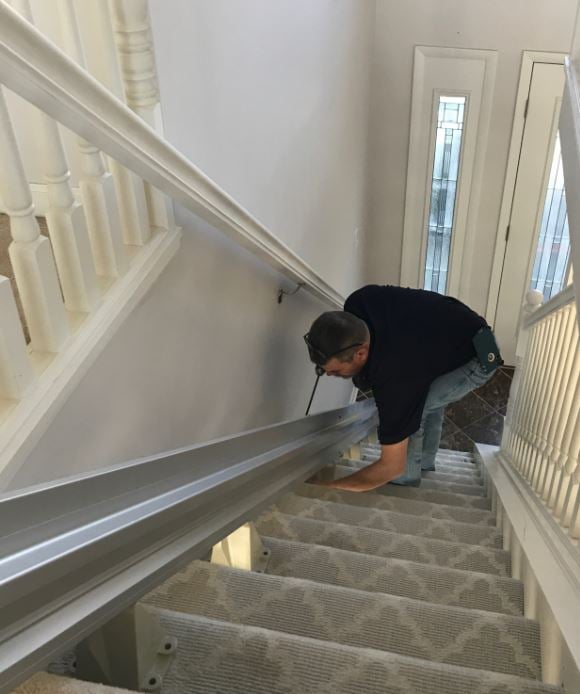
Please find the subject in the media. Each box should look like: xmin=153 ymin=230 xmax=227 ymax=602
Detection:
xmin=315 ymin=439 xmax=409 ymax=493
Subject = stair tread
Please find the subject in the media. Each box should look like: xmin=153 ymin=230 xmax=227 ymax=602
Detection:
xmin=334 ymin=464 xmax=485 ymax=496
xmin=256 ymin=511 xmax=511 ymax=575
xmin=274 ymin=494 xmax=501 ymax=548
xmin=364 ymin=446 xmax=476 ymax=461
xmin=373 ymin=482 xmax=491 ymax=510
xmin=143 ymin=561 xmax=541 ymax=679
xmin=423 ymin=470 xmax=483 ymax=484
xmin=263 ymin=536 xmax=523 ymax=616
xmin=148 ymin=609 xmax=560 ymax=694
xmin=360 ymin=455 xmax=479 ymax=471
xmin=362 ymin=447 xmax=476 ymax=462
xmin=419 ymin=479 xmax=485 ymax=495
xmin=294 ymin=483 xmax=496 ymax=526
xmin=343 ymin=458 xmax=483 ymax=481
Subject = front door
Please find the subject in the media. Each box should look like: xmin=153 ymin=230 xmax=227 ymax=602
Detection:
xmin=494 ymin=62 xmax=571 ymax=364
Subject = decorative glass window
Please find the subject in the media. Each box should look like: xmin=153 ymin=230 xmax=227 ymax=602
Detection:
xmin=423 ymin=95 xmax=466 ymax=294
xmin=530 ymin=132 xmax=571 ymax=301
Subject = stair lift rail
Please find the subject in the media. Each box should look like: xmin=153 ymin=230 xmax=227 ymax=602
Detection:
xmin=0 ymin=401 xmax=376 ymax=694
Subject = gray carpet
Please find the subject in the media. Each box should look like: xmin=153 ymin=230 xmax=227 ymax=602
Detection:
xmin=262 ymin=536 xmax=523 ymax=615
xmin=272 ymin=494 xmax=502 ymax=548
xmin=143 ymin=561 xmax=541 ymax=679
xmin=293 ymin=482 xmax=496 ymax=525
xmin=152 ymin=609 xmax=560 ymax=694
xmin=255 ymin=511 xmax=512 ymax=575
xmin=32 ymin=446 xmax=557 ymax=694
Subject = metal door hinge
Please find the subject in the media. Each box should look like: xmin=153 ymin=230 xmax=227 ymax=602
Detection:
xmin=505 ymin=224 xmax=511 ymax=242
xmin=524 ymin=98 xmax=529 ymax=119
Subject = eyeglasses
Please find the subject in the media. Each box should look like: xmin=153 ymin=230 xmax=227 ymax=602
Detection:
xmin=303 ymin=332 xmax=363 ymax=367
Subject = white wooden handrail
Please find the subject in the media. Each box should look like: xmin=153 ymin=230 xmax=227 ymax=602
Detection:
xmin=0 ymin=2 xmax=343 ymax=308
xmin=522 ymin=285 xmax=576 ymax=329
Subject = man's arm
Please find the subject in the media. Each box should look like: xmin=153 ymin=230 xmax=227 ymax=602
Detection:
xmin=315 ymin=438 xmax=408 ymax=493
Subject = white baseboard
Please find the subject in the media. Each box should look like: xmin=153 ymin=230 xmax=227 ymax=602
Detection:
xmin=0 ymin=227 xmax=181 ymax=489
xmin=477 ymin=443 xmax=580 ymax=685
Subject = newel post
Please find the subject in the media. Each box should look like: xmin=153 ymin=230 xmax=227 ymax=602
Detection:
xmin=502 ymin=290 xmax=544 ymax=458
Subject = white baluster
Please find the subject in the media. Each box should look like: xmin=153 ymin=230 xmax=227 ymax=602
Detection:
xmin=524 ymin=316 xmax=558 ymax=480
xmin=516 ymin=320 xmax=549 ymax=474
xmin=504 ymin=319 xmax=540 ymax=460
xmin=532 ymin=308 xmax=568 ymax=493
xmin=569 ymin=470 xmax=580 ymax=539
xmin=58 ymin=0 xmax=128 ymax=279
xmin=107 ymin=158 xmax=151 ymax=246
xmin=502 ymin=326 xmax=538 ymax=467
xmin=514 ymin=289 xmax=544 ymax=360
xmin=0 ymin=276 xmax=34 ymax=399
xmin=0 ymin=88 xmax=68 ymax=353
xmin=69 ymin=0 xmax=151 ymax=247
xmin=506 ymin=289 xmax=544 ymax=459
xmin=109 ymin=0 xmax=174 ymax=231
xmin=9 ymin=0 xmax=101 ymax=314
xmin=512 ymin=316 xmax=545 ymax=461
xmin=561 ymin=408 xmax=580 ymax=530
xmin=527 ymin=314 xmax=561 ymax=484
xmin=542 ymin=307 xmax=579 ymax=501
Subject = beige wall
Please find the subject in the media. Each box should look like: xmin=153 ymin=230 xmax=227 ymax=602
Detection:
xmin=148 ymin=0 xmax=374 ymax=297
xmin=367 ymin=0 xmax=578 ymax=315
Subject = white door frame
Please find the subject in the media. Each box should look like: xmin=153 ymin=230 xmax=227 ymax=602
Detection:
xmin=485 ymin=51 xmax=567 ymax=326
xmin=401 ymin=46 xmax=497 ymax=300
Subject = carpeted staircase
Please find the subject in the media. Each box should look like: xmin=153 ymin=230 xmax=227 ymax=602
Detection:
xmin=14 ymin=446 xmax=562 ymax=694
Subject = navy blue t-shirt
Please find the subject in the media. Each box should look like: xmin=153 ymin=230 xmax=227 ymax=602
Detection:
xmin=344 ymin=285 xmax=487 ymax=444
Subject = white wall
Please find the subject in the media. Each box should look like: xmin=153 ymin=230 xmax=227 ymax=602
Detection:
xmin=148 ymin=0 xmax=374 ymax=297
xmin=5 ymin=206 xmax=353 ymax=490
xmin=367 ymin=0 xmax=578 ymax=315
xmin=2 ymin=0 xmax=373 ymax=489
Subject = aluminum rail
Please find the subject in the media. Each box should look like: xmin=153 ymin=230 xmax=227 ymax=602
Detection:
xmin=0 ymin=2 xmax=343 ymax=308
xmin=0 ymin=401 xmax=376 ymax=693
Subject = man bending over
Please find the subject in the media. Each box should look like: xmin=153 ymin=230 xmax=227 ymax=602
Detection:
xmin=304 ymin=284 xmax=502 ymax=492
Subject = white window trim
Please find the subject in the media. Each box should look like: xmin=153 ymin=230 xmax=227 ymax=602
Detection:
xmin=401 ymin=46 xmax=497 ymax=300
xmin=486 ymin=51 xmax=567 ymax=325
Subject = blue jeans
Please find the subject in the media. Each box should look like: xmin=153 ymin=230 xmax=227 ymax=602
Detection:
xmin=390 ymin=358 xmax=494 ymax=486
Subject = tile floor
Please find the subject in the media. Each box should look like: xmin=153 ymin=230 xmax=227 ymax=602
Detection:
xmin=441 ymin=366 xmax=515 ymax=452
